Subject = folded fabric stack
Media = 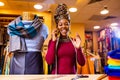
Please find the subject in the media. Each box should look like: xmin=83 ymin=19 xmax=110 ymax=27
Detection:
xmin=104 ymin=49 xmax=120 ymax=80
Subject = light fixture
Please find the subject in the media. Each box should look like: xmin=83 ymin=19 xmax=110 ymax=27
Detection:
xmin=111 ymin=23 xmax=118 ymax=26
xmin=0 ymin=2 xmax=4 ymax=6
xmin=100 ymin=6 xmax=109 ymax=15
xmin=110 ymin=23 xmax=118 ymax=29
xmin=34 ymin=4 xmax=43 ymax=10
xmin=112 ymin=27 xmax=120 ymax=38
xmin=94 ymin=26 xmax=100 ymax=29
xmin=69 ymin=8 xmax=77 ymax=12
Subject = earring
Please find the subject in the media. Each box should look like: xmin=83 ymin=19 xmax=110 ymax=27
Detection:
xmin=68 ymin=30 xmax=71 ymax=37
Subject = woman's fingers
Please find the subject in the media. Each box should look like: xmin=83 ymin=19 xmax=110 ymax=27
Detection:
xmin=76 ymin=33 xmax=81 ymax=40
xmin=52 ymin=29 xmax=59 ymax=41
xmin=71 ymin=33 xmax=81 ymax=49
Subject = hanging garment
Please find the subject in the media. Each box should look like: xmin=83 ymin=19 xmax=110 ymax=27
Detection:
xmin=10 ymin=51 xmax=43 ymax=74
xmin=78 ymin=55 xmax=95 ymax=74
xmin=2 ymin=44 xmax=11 ymax=75
xmin=0 ymin=28 xmax=4 ymax=45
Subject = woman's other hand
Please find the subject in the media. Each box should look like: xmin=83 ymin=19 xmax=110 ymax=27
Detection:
xmin=72 ymin=33 xmax=81 ymax=49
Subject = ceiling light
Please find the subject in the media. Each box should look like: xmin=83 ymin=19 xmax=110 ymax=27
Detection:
xmin=111 ymin=23 xmax=118 ymax=26
xmin=69 ymin=8 xmax=77 ymax=12
xmin=100 ymin=6 xmax=109 ymax=15
xmin=0 ymin=2 xmax=4 ymax=6
xmin=34 ymin=4 xmax=43 ymax=10
xmin=112 ymin=27 xmax=120 ymax=38
xmin=94 ymin=26 xmax=100 ymax=29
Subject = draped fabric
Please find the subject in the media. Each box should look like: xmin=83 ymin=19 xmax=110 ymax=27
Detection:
xmin=8 ymin=15 xmax=42 ymax=38
xmin=7 ymin=15 xmax=43 ymax=52
xmin=10 ymin=52 xmax=43 ymax=74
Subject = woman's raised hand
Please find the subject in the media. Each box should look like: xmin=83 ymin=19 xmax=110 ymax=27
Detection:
xmin=71 ymin=33 xmax=81 ymax=49
xmin=51 ymin=29 xmax=59 ymax=41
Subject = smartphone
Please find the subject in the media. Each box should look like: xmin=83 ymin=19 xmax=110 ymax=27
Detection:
xmin=55 ymin=29 xmax=60 ymax=37
xmin=71 ymin=75 xmax=89 ymax=80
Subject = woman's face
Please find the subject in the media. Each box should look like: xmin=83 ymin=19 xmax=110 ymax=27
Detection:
xmin=57 ymin=19 xmax=70 ymax=37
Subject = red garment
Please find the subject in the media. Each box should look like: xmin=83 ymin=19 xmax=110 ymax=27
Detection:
xmin=108 ymin=76 xmax=120 ymax=80
xmin=46 ymin=40 xmax=85 ymax=74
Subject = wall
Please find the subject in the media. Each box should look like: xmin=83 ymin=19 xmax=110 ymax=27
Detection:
xmin=71 ymin=23 xmax=85 ymax=47
xmin=93 ymin=31 xmax=98 ymax=52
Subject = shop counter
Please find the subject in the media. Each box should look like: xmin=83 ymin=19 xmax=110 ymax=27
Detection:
xmin=0 ymin=74 xmax=108 ymax=80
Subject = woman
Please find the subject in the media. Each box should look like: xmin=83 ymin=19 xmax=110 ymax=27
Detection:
xmin=46 ymin=3 xmax=85 ymax=74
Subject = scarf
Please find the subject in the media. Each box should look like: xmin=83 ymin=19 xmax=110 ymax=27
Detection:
xmin=8 ymin=15 xmax=42 ymax=52
xmin=8 ymin=15 xmax=42 ymax=38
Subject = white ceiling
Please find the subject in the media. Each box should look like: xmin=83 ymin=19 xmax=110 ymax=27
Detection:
xmin=0 ymin=0 xmax=120 ymax=31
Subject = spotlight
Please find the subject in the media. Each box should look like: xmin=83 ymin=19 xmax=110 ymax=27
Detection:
xmin=100 ymin=6 xmax=109 ymax=15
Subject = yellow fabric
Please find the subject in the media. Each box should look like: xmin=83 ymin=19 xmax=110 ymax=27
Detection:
xmin=42 ymin=45 xmax=48 ymax=74
xmin=107 ymin=58 xmax=120 ymax=66
xmin=77 ymin=55 xmax=95 ymax=74
xmin=5 ymin=56 xmax=10 ymax=75
xmin=2 ymin=44 xmax=12 ymax=75
xmin=43 ymin=58 xmax=48 ymax=74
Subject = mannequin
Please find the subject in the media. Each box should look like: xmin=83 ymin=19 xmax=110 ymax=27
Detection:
xmin=8 ymin=11 xmax=48 ymax=74
xmin=22 ymin=12 xmax=35 ymax=29
xmin=22 ymin=12 xmax=34 ymax=21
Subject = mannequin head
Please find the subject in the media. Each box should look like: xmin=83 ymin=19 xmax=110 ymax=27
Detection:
xmin=22 ymin=12 xmax=34 ymax=21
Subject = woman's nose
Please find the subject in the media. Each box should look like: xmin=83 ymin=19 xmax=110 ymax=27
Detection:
xmin=62 ymin=24 xmax=67 ymax=28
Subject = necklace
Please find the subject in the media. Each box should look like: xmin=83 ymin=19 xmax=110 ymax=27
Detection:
xmin=59 ymin=38 xmax=70 ymax=42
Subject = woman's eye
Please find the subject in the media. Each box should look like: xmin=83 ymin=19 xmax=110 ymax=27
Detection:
xmin=58 ymin=22 xmax=69 ymax=26
xmin=65 ymin=23 xmax=69 ymax=26
xmin=58 ymin=24 xmax=62 ymax=26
